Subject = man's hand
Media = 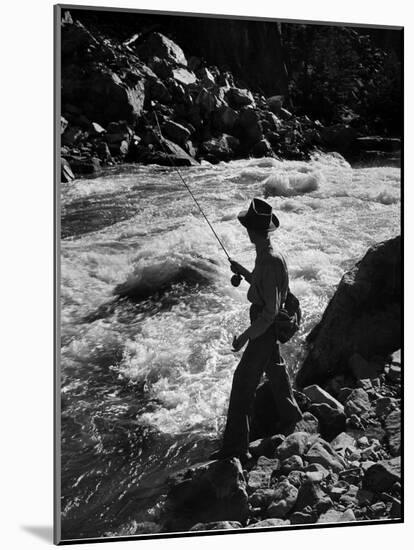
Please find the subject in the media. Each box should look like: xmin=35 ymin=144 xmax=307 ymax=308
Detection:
xmin=228 ymin=258 xmax=252 ymax=284
xmin=229 ymin=259 xmax=245 ymax=275
xmin=232 ymin=331 xmax=249 ymax=352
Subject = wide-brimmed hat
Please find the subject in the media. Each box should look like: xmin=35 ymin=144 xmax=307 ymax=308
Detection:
xmin=237 ymin=197 xmax=279 ymax=232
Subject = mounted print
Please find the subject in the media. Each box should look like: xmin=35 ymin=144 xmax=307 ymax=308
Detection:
xmin=54 ymin=3 xmax=403 ymax=544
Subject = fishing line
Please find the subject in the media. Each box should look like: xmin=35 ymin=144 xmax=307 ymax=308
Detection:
xmin=145 ymin=108 xmax=231 ymax=261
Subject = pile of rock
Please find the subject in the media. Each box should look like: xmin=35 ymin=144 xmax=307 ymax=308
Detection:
xmin=153 ymin=351 xmax=401 ymax=533
xmin=60 ymin=11 xmax=330 ymax=181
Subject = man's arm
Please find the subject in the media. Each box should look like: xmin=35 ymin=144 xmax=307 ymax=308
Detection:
xmin=245 ymin=262 xmax=282 ymax=340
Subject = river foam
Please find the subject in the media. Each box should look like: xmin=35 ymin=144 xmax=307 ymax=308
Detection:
xmin=60 ymin=153 xmax=400 ymax=536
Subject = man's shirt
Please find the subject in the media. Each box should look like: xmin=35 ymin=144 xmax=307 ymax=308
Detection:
xmin=246 ymin=241 xmax=289 ymax=340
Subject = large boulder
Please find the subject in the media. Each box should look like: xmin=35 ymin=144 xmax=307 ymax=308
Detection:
xmin=235 ymin=107 xmax=264 ymax=146
xmin=226 ymin=87 xmax=254 ymax=108
xmin=67 ymin=156 xmax=101 ymax=176
xmin=163 ymin=458 xmax=249 ymax=531
xmin=199 ymin=134 xmax=239 ymax=163
xmin=172 ymin=67 xmax=197 ymax=87
xmin=135 ymin=137 xmax=199 ymax=167
xmin=251 ymin=139 xmax=273 ymax=158
xmin=211 ymin=105 xmax=239 ymax=133
xmin=61 ymin=19 xmax=148 ymax=125
xmin=267 ymin=95 xmax=284 ymax=114
xmin=162 ymin=120 xmax=192 ymax=147
xmin=62 ymin=64 xmax=146 ymax=125
xmin=136 ymin=32 xmax=188 ymax=66
xmin=303 ymin=385 xmax=344 ymax=413
xmin=146 ymin=76 xmax=172 ymax=104
xmin=61 ymin=157 xmax=75 ymax=183
xmin=296 ymin=237 xmax=401 ymax=388
xmin=196 ymin=88 xmax=225 ymax=115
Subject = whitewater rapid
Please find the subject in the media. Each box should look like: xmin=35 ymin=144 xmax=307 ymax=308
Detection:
xmin=60 ymin=153 xmax=400 ymax=537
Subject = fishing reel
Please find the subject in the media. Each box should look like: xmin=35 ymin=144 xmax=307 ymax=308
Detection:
xmin=231 ymin=273 xmax=243 ymax=287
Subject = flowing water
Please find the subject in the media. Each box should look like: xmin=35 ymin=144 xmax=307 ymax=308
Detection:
xmin=60 ymin=153 xmax=400 ymax=539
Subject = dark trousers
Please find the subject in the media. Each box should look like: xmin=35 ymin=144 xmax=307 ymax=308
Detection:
xmin=220 ymin=316 xmax=302 ymax=456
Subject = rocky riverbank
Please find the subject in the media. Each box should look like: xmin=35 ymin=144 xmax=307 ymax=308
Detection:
xmin=59 ymin=10 xmax=401 ymax=183
xmin=110 ymin=236 xmax=401 ymax=536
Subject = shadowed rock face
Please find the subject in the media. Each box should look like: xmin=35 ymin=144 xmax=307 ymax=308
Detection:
xmin=296 ymin=236 xmax=401 ymax=389
xmin=162 ymin=458 xmax=249 ymax=531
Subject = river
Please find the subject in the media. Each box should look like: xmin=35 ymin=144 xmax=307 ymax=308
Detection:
xmin=59 ymin=153 xmax=400 ymax=539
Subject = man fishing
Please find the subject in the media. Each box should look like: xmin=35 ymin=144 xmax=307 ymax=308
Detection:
xmin=211 ymin=197 xmax=302 ymax=463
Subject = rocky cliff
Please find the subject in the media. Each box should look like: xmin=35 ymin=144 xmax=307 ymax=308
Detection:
xmin=60 ymin=10 xmax=376 ymax=182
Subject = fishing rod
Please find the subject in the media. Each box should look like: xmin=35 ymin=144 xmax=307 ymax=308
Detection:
xmin=147 ymin=107 xmax=243 ymax=287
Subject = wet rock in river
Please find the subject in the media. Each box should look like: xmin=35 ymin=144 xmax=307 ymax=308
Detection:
xmin=68 ymin=156 xmax=101 ymax=175
xmin=251 ymin=139 xmax=273 ymax=157
xmin=61 ymin=157 xmax=75 ymax=183
xmin=199 ymin=134 xmax=239 ymax=163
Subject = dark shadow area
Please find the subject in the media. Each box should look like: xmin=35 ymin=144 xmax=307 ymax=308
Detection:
xmin=21 ymin=525 xmax=53 ymax=543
